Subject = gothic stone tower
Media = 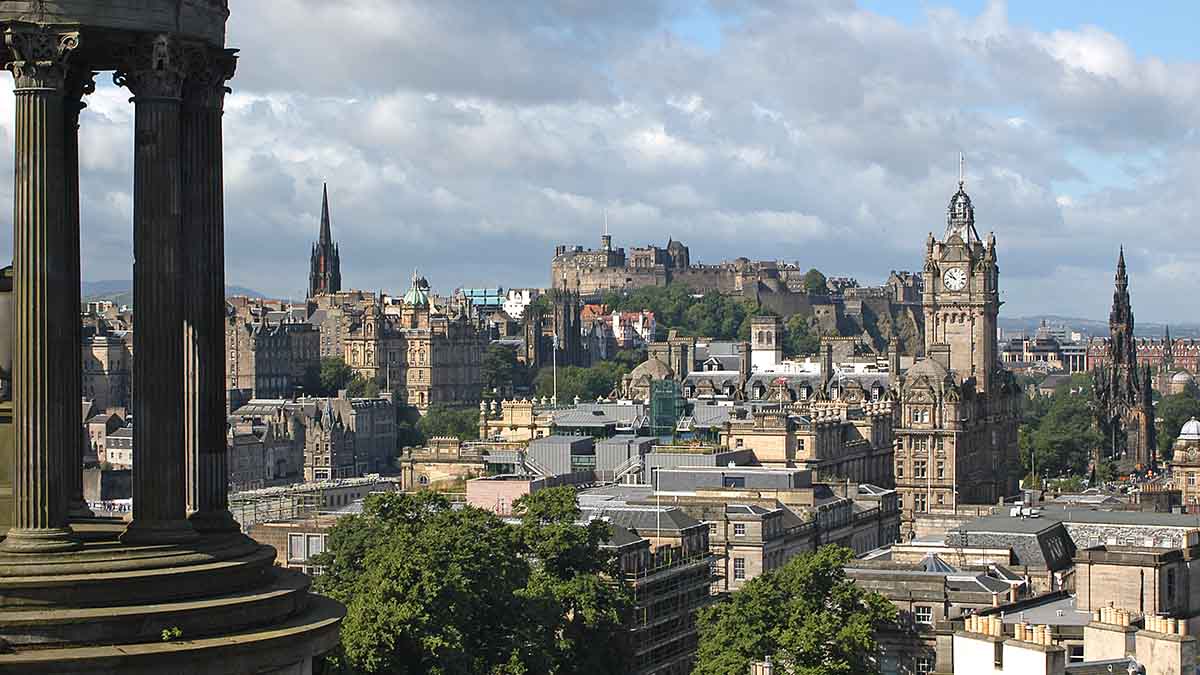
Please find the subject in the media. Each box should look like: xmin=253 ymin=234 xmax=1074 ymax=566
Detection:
xmin=1092 ymin=248 xmax=1157 ymax=468
xmin=308 ymin=183 xmax=342 ymax=298
xmin=921 ymin=177 xmax=1000 ymax=390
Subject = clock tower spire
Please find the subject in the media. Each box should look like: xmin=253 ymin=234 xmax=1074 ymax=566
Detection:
xmin=922 ymin=163 xmax=999 ymax=389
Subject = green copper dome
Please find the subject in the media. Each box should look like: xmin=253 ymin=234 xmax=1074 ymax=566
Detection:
xmin=404 ymin=270 xmax=430 ymax=307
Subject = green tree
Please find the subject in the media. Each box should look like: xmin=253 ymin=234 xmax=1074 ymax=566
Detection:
xmin=802 ymin=268 xmax=827 ymax=295
xmin=482 ymin=343 xmax=520 ymax=395
xmin=416 ymin=405 xmax=479 ymax=440
xmin=314 ymin=492 xmax=532 ymax=673
xmin=313 ymin=489 xmax=634 ymax=674
xmin=602 ymin=285 xmax=756 ymax=341
xmin=1027 ymin=375 xmax=1101 ymax=478
xmin=783 ymin=314 xmax=821 ymax=357
xmin=533 ymin=361 xmax=630 ymax=403
xmin=318 ymin=357 xmax=355 ymax=396
xmin=513 ymin=488 xmax=634 ymax=673
xmin=346 ymin=374 xmax=380 ymax=399
xmin=1158 ymin=392 xmax=1200 ymax=458
xmin=693 ymin=546 xmax=895 ymax=675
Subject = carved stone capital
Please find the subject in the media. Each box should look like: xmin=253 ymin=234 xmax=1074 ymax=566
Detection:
xmin=114 ymin=34 xmax=186 ymax=100
xmin=4 ymin=26 xmax=80 ymax=90
xmin=182 ymin=47 xmax=238 ymax=110
xmin=64 ymin=66 xmax=97 ymax=115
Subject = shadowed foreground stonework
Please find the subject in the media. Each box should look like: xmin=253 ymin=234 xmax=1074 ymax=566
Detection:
xmin=0 ymin=2 xmax=343 ymax=671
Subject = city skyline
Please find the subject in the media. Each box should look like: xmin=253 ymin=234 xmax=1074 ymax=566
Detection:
xmin=3 ymin=0 xmax=1199 ymax=321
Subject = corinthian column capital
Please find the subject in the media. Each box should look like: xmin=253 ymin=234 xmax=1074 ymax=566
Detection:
xmin=114 ymin=33 xmax=186 ymax=99
xmin=182 ymin=46 xmax=238 ymax=110
xmin=4 ymin=25 xmax=80 ymax=90
xmin=65 ymin=65 xmax=97 ymax=114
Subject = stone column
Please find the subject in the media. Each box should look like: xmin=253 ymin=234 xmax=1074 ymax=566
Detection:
xmin=64 ymin=65 xmax=96 ymax=520
xmin=116 ymin=34 xmax=197 ymax=544
xmin=0 ymin=26 xmax=82 ymax=553
xmin=182 ymin=47 xmax=239 ymax=533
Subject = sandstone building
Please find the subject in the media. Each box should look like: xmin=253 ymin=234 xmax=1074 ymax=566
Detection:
xmin=342 ymin=273 xmax=487 ymax=413
xmin=225 ymin=299 xmax=320 ymax=404
xmin=893 ymin=177 xmax=1022 ymax=532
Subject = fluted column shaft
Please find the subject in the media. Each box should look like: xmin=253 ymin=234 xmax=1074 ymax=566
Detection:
xmin=117 ymin=35 xmax=197 ymax=544
xmin=1 ymin=26 xmax=81 ymax=553
xmin=182 ymin=47 xmax=238 ymax=532
xmin=64 ymin=66 xmax=95 ymax=520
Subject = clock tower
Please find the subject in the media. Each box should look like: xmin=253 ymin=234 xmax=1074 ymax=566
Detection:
xmin=921 ymin=174 xmax=1000 ymax=390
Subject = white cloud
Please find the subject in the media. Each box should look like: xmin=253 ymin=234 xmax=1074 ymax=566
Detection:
xmin=0 ymin=0 xmax=1193 ymax=320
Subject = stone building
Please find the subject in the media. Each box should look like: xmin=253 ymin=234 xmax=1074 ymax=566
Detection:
xmin=307 ymin=183 xmax=341 ymax=299
xmin=302 ymin=401 xmax=355 ymax=481
xmin=894 ymin=177 xmax=1022 ymax=532
xmin=1168 ymin=417 xmax=1200 ymax=508
xmin=551 ymin=231 xmax=925 ymax=354
xmin=0 ymin=3 xmax=342 ymax=668
xmin=1092 ymin=249 xmax=1158 ymax=469
xmin=343 ymin=273 xmax=486 ymax=413
xmin=225 ymin=308 xmax=320 ymax=403
xmin=1087 ymin=324 xmax=1200 ymax=395
xmin=81 ymin=330 xmax=133 ymax=410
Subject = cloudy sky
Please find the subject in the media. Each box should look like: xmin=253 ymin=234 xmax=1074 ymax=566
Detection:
xmin=1 ymin=0 xmax=1198 ymax=322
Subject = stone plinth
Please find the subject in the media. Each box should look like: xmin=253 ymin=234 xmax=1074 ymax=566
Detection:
xmin=0 ymin=524 xmax=344 ymax=673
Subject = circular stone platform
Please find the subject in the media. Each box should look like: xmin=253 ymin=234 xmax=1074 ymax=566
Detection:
xmin=0 ymin=520 xmax=344 ymax=674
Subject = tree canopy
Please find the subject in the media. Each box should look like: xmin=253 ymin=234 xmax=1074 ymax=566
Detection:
xmin=1020 ymin=373 xmax=1101 ymax=480
xmin=602 ymin=285 xmax=755 ymax=341
xmin=534 ymin=361 xmax=629 ymax=403
xmin=416 ymin=404 xmax=479 ymax=441
xmin=693 ymin=546 xmax=895 ymax=675
xmin=482 ymin=343 xmax=521 ymax=396
xmin=313 ymin=488 xmax=632 ymax=674
xmin=1158 ymin=391 xmax=1200 ymax=459
xmin=801 ymin=268 xmax=827 ymax=295
xmin=312 ymin=357 xmax=355 ymax=397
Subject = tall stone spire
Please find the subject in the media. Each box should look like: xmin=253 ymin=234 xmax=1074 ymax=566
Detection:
xmin=319 ymin=182 xmax=332 ymax=246
xmin=308 ymin=182 xmax=342 ymax=298
xmin=1109 ymin=246 xmax=1134 ymax=362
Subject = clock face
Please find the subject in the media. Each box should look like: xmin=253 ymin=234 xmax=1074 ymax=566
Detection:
xmin=943 ymin=267 xmax=967 ymax=291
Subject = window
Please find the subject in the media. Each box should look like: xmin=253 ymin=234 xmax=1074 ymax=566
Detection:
xmin=735 ymin=438 xmax=744 ymax=448
xmin=1068 ymin=645 xmax=1084 ymax=664
xmin=724 ymin=476 xmax=745 ymax=489
xmin=914 ymin=460 xmax=927 ymax=478
xmin=936 ymin=492 xmax=945 ymax=506
xmin=307 ymin=534 xmax=325 ymax=558
xmin=914 ymin=493 xmax=927 ymax=513
xmin=709 ymin=522 xmax=717 ymax=534
xmin=936 ymin=461 xmax=945 ymax=479
xmin=896 ymin=463 xmax=904 ymax=479
xmin=914 ymin=605 xmax=933 ymax=625
xmin=733 ymin=557 xmax=746 ymax=580
xmin=734 ymin=523 xmax=746 ymax=537
xmin=288 ymin=534 xmax=305 ymax=562
xmin=915 ymin=656 xmax=933 ymax=674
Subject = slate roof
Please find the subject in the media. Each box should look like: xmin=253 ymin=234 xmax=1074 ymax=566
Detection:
xmin=601 ymin=523 xmax=645 ymax=548
xmin=999 ymin=593 xmax=1093 ymax=627
xmin=579 ymin=505 xmax=701 ymax=534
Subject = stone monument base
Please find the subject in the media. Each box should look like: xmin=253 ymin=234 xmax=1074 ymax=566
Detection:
xmin=0 ymin=520 xmax=343 ymax=674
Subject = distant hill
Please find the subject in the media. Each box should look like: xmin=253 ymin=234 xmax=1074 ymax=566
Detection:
xmin=999 ymin=315 xmax=1200 ymax=339
xmin=81 ymin=280 xmax=265 ymax=306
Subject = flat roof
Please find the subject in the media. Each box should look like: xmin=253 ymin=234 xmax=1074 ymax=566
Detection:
xmin=958 ymin=509 xmax=1200 ymax=535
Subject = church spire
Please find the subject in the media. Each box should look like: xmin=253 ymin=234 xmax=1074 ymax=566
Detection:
xmin=308 ymin=182 xmax=342 ymax=298
xmin=319 ymin=182 xmax=332 ymax=246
